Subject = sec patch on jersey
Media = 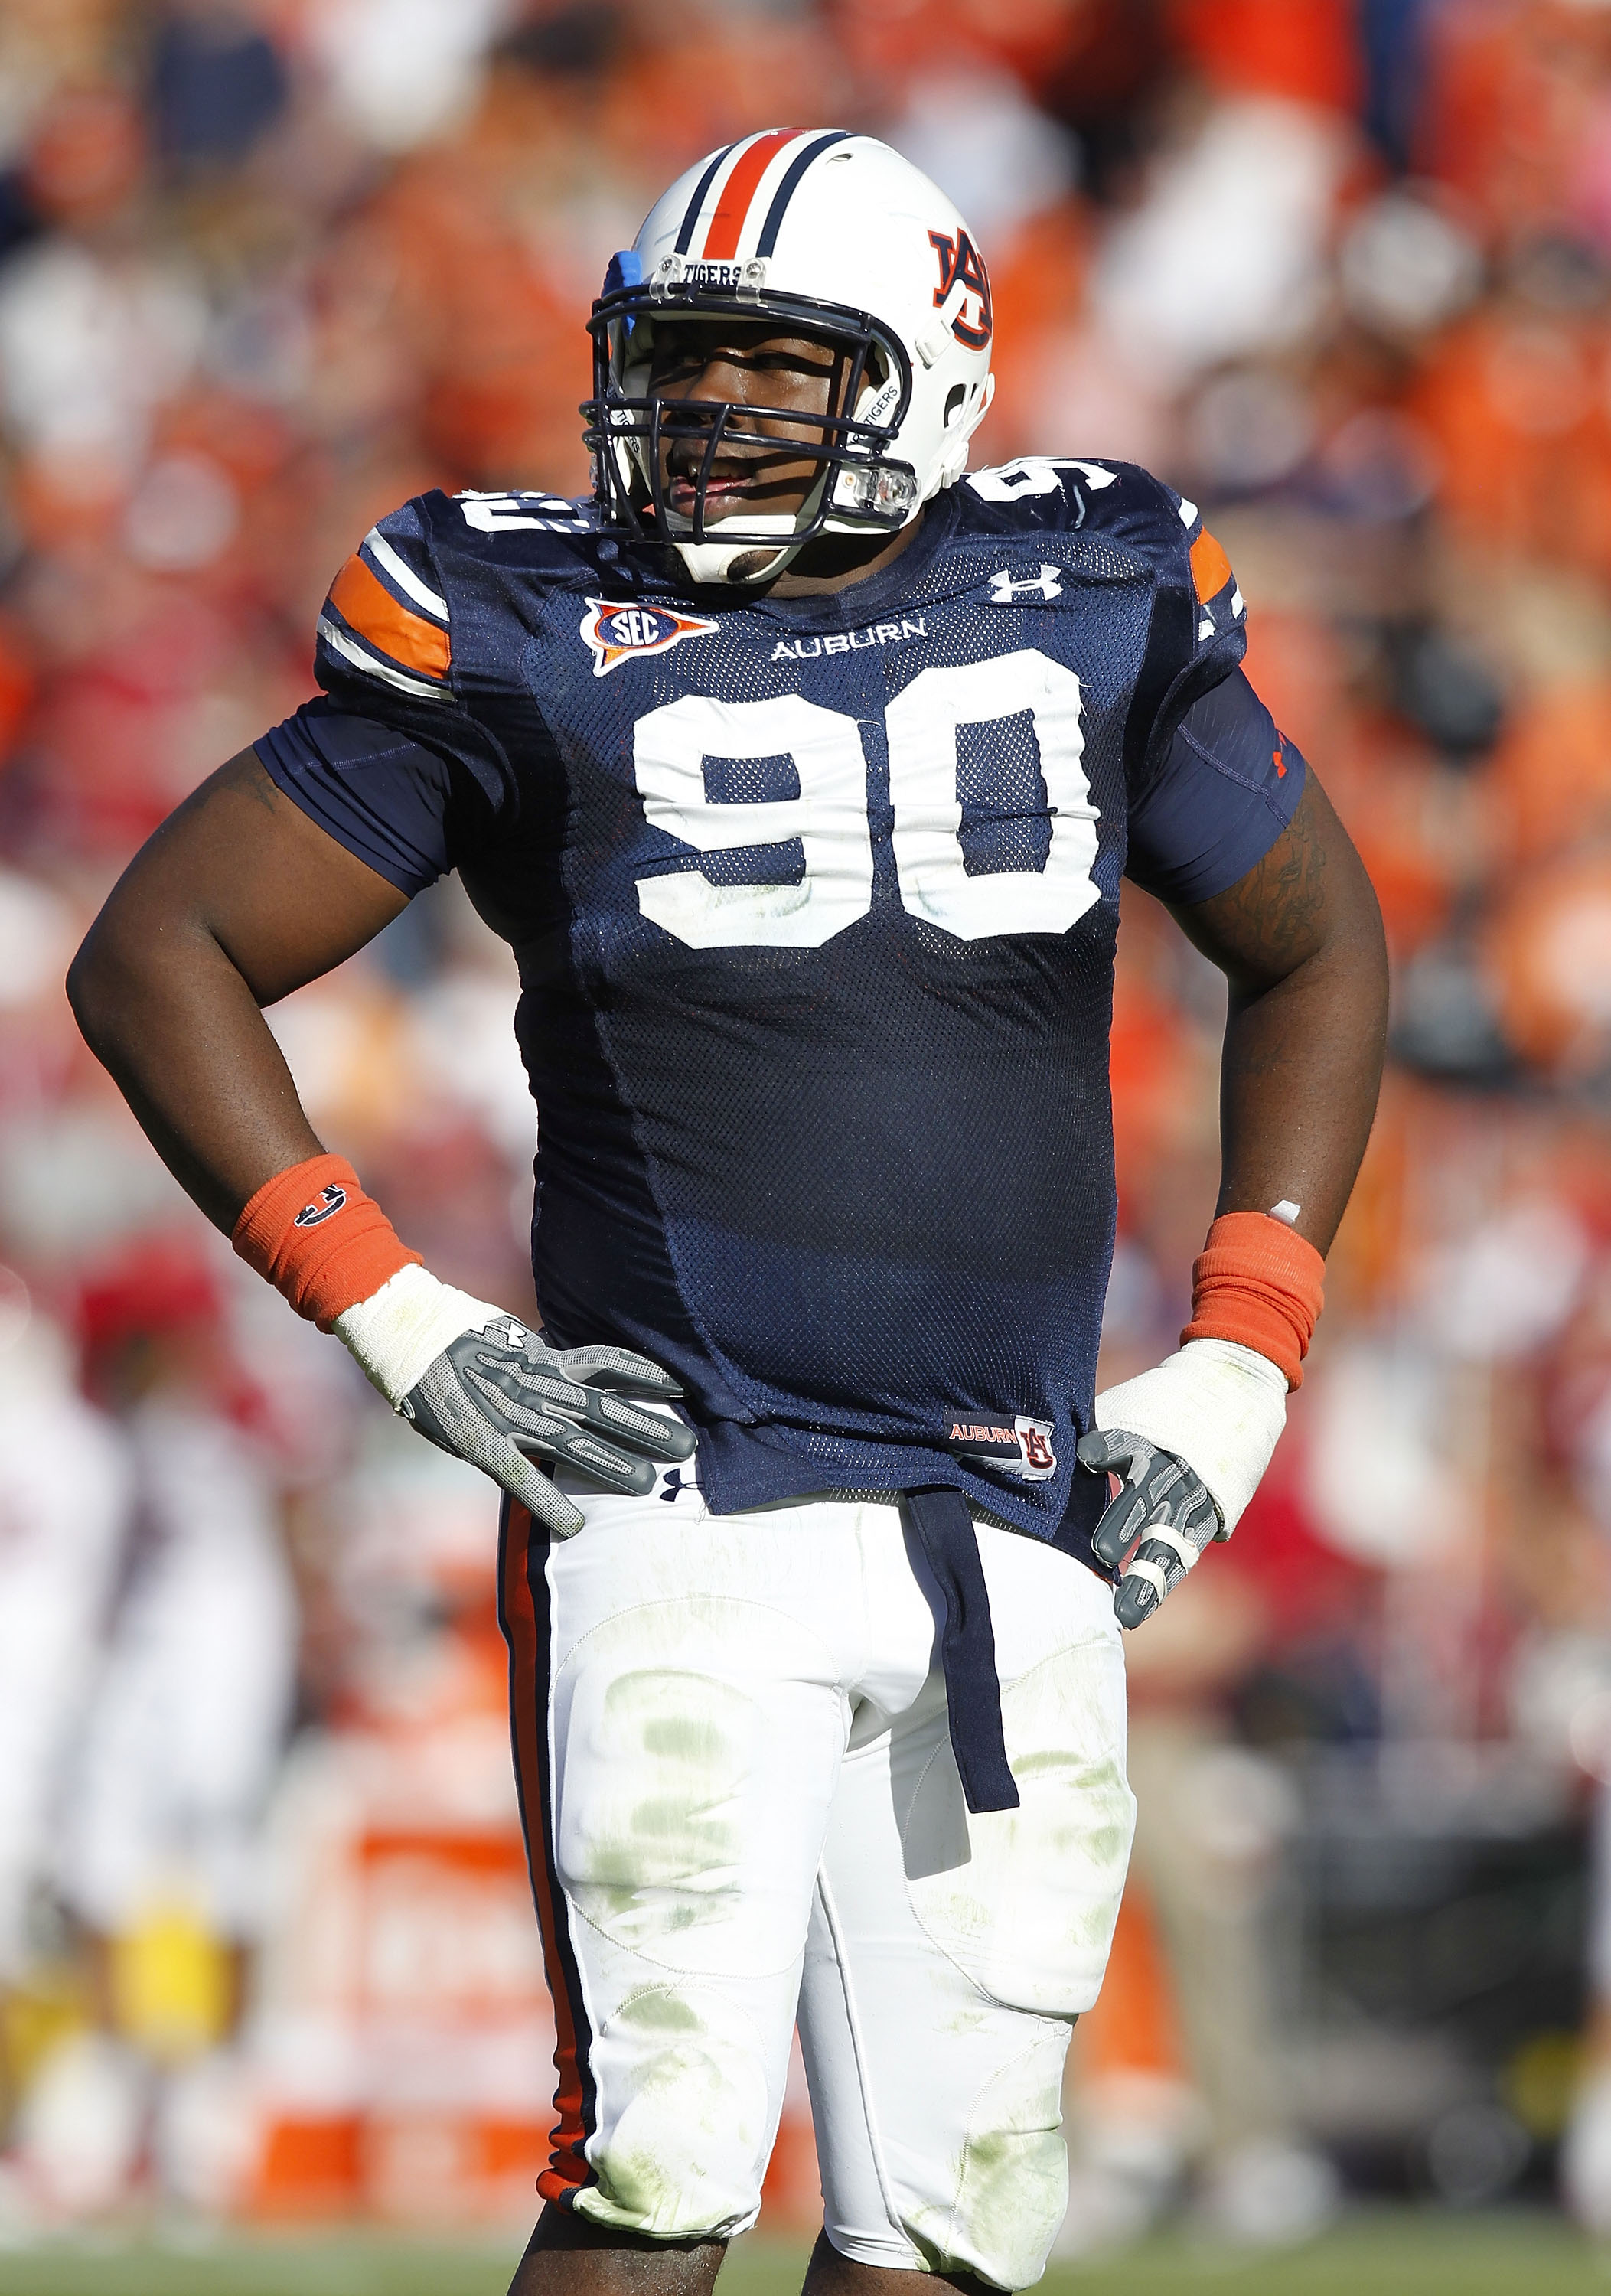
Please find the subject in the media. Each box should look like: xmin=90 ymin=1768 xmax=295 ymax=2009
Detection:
xmin=580 ymin=597 xmax=719 ymax=677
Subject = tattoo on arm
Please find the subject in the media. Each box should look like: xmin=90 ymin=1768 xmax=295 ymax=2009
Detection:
xmin=1172 ymin=776 xmax=1360 ymax=991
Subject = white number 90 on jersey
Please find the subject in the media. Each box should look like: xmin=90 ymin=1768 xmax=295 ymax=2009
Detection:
xmin=633 ymin=647 xmax=1099 ymax=949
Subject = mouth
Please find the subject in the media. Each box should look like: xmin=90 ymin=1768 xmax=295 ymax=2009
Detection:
xmin=666 ymin=464 xmax=788 ymax=520
xmin=668 ymin=473 xmax=749 ymax=517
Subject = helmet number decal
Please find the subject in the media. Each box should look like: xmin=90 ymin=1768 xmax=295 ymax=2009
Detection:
xmin=631 ymin=652 xmax=1097 ymax=948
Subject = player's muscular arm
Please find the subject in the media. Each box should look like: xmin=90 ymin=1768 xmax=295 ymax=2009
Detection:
xmin=1170 ymin=770 xmax=1389 ymax=1255
xmin=1082 ymin=772 xmax=1387 ymax=1629
xmin=67 ymin=747 xmax=408 ymax=1231
xmin=71 ymin=748 xmax=693 ymax=1538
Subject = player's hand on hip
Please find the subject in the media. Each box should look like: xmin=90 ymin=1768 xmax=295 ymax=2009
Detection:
xmin=332 ymin=1263 xmax=695 ymax=1538
xmin=1078 ymin=1427 xmax=1221 ymax=1629
xmin=1075 ymin=1337 xmax=1289 ymax=1631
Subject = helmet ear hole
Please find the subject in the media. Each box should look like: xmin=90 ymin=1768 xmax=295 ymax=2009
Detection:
xmin=944 ymin=384 xmax=967 ymax=426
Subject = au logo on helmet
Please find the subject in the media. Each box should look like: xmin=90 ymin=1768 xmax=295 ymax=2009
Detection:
xmin=580 ymin=598 xmax=719 ymax=678
xmin=928 ymin=228 xmax=993 ymax=350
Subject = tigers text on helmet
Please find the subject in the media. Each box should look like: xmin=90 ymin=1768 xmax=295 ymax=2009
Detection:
xmin=582 ymin=129 xmax=996 ymax=585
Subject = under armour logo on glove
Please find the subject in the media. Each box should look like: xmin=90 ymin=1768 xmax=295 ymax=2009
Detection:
xmin=402 ymin=1320 xmax=696 ymax=1541
xmin=1076 ymin=1427 xmax=1222 ymax=1631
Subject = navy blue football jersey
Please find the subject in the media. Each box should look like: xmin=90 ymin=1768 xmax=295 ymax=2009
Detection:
xmin=259 ymin=459 xmax=1305 ymax=1543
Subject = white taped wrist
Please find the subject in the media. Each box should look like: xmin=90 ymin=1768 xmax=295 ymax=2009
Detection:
xmin=1094 ymin=1338 xmax=1288 ymax=1536
xmin=332 ymin=1263 xmax=501 ymax=1407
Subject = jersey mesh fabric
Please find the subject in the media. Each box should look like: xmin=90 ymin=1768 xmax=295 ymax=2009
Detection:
xmin=266 ymin=465 xmax=1298 ymax=1541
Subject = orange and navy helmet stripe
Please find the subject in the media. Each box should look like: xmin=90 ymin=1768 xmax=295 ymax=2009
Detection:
xmin=701 ymin=128 xmax=804 ymax=259
xmin=754 ymin=131 xmax=853 ymax=256
xmin=670 ymin=128 xmax=856 ymax=266
xmin=673 ymin=139 xmax=741 ymax=256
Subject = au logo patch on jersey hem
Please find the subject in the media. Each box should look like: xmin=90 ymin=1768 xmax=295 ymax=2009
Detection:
xmin=945 ymin=1414 xmax=1058 ymax=1482
xmin=581 ymin=597 xmax=718 ymax=677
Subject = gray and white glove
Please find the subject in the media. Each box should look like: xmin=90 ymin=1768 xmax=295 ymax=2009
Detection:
xmin=1076 ymin=1337 xmax=1290 ymax=1631
xmin=332 ymin=1263 xmax=695 ymax=1538
xmin=1078 ymin=1427 xmax=1222 ymax=1629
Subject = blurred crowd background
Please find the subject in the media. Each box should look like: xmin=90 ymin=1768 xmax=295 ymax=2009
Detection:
xmin=2 ymin=0 xmax=1611 ymax=2258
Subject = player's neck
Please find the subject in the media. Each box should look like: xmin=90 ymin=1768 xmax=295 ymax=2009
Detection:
xmin=758 ymin=509 xmax=926 ymax=598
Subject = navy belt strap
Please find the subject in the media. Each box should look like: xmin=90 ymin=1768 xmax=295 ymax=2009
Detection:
xmin=904 ymin=1487 xmax=1020 ymax=1815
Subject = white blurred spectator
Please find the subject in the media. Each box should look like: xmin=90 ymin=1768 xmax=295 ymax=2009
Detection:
xmin=304 ymin=0 xmax=518 ymax=153
xmin=1314 ymin=408 xmax=1441 ymax=522
xmin=1416 ymin=1199 xmax=1591 ymax=1362
xmin=1301 ymin=1340 xmax=1467 ymax=1570
xmin=1339 ymin=187 xmax=1484 ymax=339
xmin=0 ymin=1106 xmax=187 ymax=1261
xmin=888 ymin=70 xmax=1077 ymax=246
xmin=0 ymin=868 xmax=77 ymax=1010
xmin=405 ymin=960 xmax=534 ymax=1166
xmin=1188 ymin=368 xmax=1316 ymax=494
xmin=1091 ymin=98 xmax=1351 ymax=385
xmin=57 ymin=1397 xmax=296 ymax=1945
xmin=0 ymin=1279 xmax=129 ymax=1983
xmin=0 ymin=241 xmax=207 ymax=471
xmin=122 ymin=451 xmax=241 ymax=573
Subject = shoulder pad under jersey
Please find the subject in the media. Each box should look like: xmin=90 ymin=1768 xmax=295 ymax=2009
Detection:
xmin=962 ymin=455 xmax=1246 ymax=660
xmin=317 ymin=496 xmax=455 ymax=709
xmin=423 ymin=486 xmax=644 ymax=595
xmin=1055 ymin=461 xmax=1247 ymax=641
xmin=954 ymin=458 xmax=1250 ymax=775
xmin=960 ymin=455 xmax=1180 ymax=554
xmin=447 ymin=488 xmax=601 ymax=540
xmin=315 ymin=491 xmax=624 ymax=711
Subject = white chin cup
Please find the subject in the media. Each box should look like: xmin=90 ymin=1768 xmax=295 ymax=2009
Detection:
xmin=663 ymin=481 xmax=817 ymax=583
xmin=670 ymin=530 xmax=803 ymax=583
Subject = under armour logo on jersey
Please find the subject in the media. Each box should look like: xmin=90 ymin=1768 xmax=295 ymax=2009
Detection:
xmin=988 ymin=565 xmax=1062 ymax=605
xmin=581 ymin=597 xmax=719 ymax=678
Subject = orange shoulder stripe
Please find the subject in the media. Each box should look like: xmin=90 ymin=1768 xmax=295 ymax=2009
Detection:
xmin=328 ymin=554 xmax=450 ymax=680
xmin=1189 ymin=528 xmax=1234 ymax=605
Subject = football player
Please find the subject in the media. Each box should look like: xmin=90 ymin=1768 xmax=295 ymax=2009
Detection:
xmin=70 ymin=133 xmax=1387 ymax=2294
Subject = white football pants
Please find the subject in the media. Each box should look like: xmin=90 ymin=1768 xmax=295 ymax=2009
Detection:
xmin=499 ymin=1469 xmax=1134 ymax=2291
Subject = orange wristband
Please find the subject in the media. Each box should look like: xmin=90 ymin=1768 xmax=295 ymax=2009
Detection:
xmin=232 ymin=1153 xmax=421 ymax=1332
xmin=1180 ymin=1211 xmax=1326 ymax=1391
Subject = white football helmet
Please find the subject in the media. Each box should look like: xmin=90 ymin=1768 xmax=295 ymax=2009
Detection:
xmin=583 ymin=129 xmax=996 ymax=583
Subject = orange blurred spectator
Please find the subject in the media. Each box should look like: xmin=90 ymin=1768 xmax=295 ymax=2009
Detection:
xmin=1487 ymin=680 xmax=1611 ymax=871
xmin=1485 ymin=847 xmax=1611 ymax=1075
xmin=24 ymin=87 xmax=145 ymax=230
xmin=1169 ymin=0 xmax=1359 ymax=114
